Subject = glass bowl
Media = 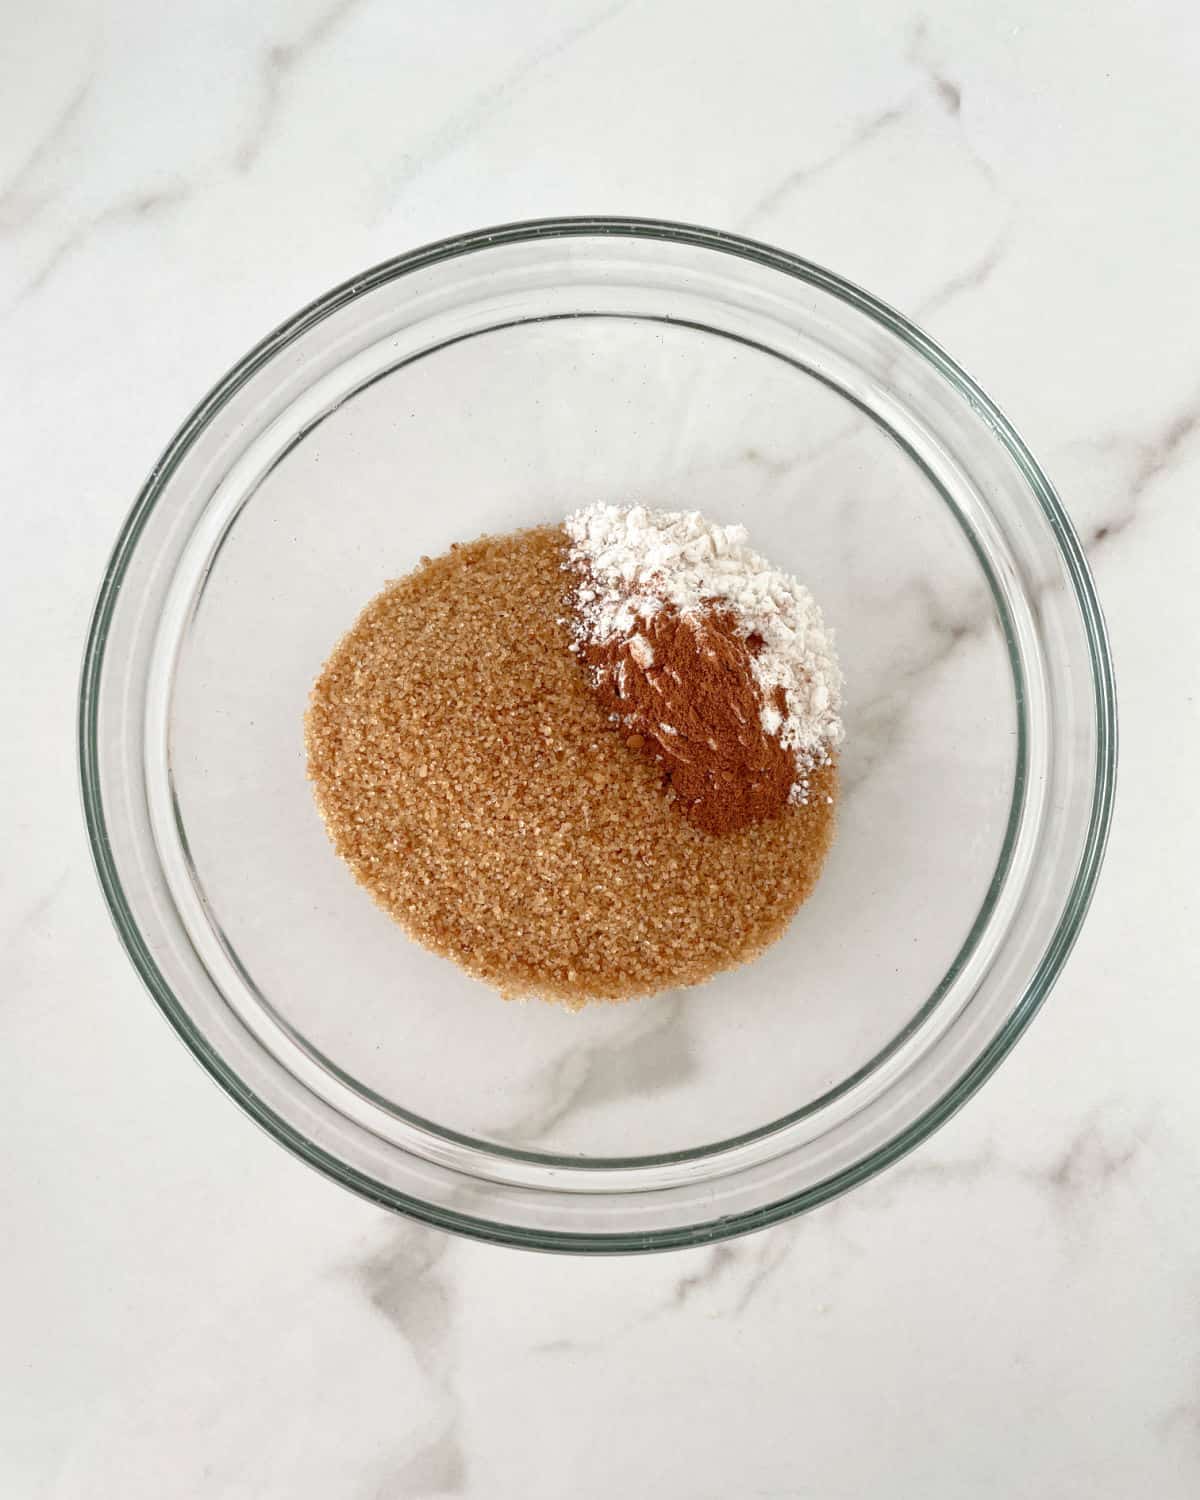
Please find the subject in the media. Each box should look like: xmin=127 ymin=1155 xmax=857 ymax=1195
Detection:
xmin=79 ymin=218 xmax=1116 ymax=1252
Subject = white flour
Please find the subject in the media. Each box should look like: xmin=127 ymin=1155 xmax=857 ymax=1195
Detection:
xmin=565 ymin=504 xmax=843 ymax=798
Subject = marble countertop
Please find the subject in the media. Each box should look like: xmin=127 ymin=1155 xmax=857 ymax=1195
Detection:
xmin=4 ymin=2 xmax=1199 ymax=1494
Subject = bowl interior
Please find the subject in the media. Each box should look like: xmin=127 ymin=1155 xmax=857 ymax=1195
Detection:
xmin=168 ymin=312 xmax=1016 ymax=1159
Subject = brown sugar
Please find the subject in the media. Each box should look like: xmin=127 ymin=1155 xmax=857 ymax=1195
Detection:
xmin=305 ymin=525 xmax=837 ymax=1005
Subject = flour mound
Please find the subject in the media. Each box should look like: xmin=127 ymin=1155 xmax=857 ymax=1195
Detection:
xmin=565 ymin=504 xmax=844 ymax=801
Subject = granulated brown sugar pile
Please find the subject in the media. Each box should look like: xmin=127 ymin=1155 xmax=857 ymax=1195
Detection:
xmin=306 ymin=522 xmax=840 ymax=1005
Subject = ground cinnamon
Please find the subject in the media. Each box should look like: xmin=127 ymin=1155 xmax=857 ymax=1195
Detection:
xmin=577 ymin=605 xmax=795 ymax=835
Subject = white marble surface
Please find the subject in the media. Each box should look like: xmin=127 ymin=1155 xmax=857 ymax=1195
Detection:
xmin=3 ymin=1 xmax=1199 ymax=1494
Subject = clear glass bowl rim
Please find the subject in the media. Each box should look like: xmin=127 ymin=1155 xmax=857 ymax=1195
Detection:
xmin=78 ymin=216 xmax=1117 ymax=1252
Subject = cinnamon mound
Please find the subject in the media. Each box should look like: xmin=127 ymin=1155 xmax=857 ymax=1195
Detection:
xmin=576 ymin=605 xmax=797 ymax=835
xmin=305 ymin=525 xmax=837 ymax=1004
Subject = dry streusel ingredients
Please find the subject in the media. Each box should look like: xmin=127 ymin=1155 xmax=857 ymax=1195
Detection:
xmin=305 ymin=512 xmax=842 ymax=1005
